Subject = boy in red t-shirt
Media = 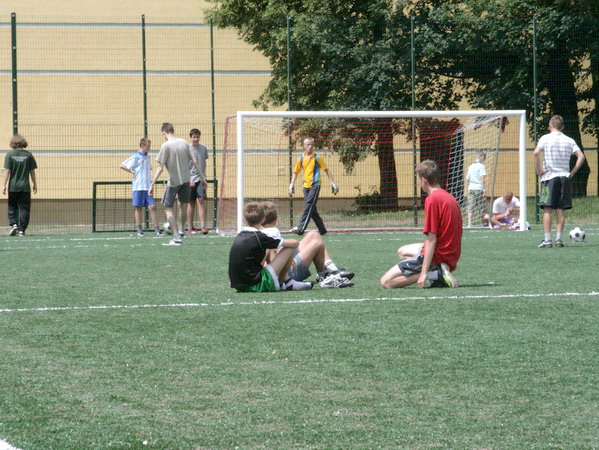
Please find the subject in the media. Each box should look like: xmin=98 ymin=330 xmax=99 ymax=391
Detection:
xmin=380 ymin=160 xmax=462 ymax=289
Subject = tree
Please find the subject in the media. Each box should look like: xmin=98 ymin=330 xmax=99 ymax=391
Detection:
xmin=206 ymin=0 xmax=460 ymax=210
xmin=411 ymin=0 xmax=595 ymax=195
xmin=206 ymin=0 xmax=596 ymax=203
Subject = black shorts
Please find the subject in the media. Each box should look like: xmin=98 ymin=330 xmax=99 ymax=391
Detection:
xmin=189 ymin=181 xmax=206 ymax=201
xmin=162 ymin=182 xmax=190 ymax=208
xmin=539 ymin=177 xmax=572 ymax=210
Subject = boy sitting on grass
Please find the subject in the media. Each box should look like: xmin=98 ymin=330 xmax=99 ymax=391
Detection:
xmin=260 ymin=201 xmax=354 ymax=288
xmin=228 ymin=202 xmax=313 ymax=292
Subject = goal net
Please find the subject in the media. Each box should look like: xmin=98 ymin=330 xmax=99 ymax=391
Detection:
xmin=217 ymin=111 xmax=527 ymax=234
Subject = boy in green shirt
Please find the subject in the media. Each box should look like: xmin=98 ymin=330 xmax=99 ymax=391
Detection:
xmin=3 ymin=135 xmax=37 ymax=236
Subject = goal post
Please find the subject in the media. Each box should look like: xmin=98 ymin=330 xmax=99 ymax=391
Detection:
xmin=219 ymin=110 xmax=527 ymax=234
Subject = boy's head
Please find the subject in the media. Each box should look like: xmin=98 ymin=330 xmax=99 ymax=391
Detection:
xmin=476 ymin=152 xmax=486 ymax=163
xmin=549 ymin=115 xmax=565 ymax=131
xmin=139 ymin=137 xmax=151 ymax=153
xmin=262 ymin=201 xmax=278 ymax=227
xmin=10 ymin=134 xmax=28 ymax=150
xmin=161 ymin=122 xmax=175 ymax=136
xmin=416 ymin=160 xmax=440 ymax=186
xmin=189 ymin=128 xmax=201 ymax=145
xmin=243 ymin=202 xmax=265 ymax=228
xmin=303 ymin=138 xmax=315 ymax=154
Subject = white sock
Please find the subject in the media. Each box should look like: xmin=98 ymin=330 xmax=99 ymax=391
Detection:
xmin=556 ymin=232 xmax=562 ymax=241
xmin=325 ymin=260 xmax=339 ymax=273
xmin=544 ymin=233 xmax=551 ymax=242
xmin=427 ymin=270 xmax=439 ymax=280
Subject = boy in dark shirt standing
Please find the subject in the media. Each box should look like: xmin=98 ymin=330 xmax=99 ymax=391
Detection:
xmin=229 ymin=202 xmax=313 ymax=292
xmin=3 ymin=135 xmax=37 ymax=236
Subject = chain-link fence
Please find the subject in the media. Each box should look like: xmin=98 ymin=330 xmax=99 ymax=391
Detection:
xmin=0 ymin=14 xmax=596 ymax=232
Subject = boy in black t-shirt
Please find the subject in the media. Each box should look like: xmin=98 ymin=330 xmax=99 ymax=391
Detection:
xmin=228 ymin=202 xmax=313 ymax=292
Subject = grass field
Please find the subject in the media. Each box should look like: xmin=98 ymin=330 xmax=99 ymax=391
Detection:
xmin=1 ymin=227 xmax=598 ymax=449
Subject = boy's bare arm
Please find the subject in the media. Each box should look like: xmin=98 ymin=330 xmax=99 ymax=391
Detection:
xmin=281 ymin=238 xmax=299 ymax=249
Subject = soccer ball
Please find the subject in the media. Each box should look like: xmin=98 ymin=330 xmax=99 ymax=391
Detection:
xmin=569 ymin=227 xmax=585 ymax=242
xmin=163 ymin=221 xmax=172 ymax=235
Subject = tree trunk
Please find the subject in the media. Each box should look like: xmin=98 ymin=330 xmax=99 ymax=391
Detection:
xmin=375 ymin=118 xmax=399 ymax=211
xmin=545 ymin=51 xmax=591 ymax=197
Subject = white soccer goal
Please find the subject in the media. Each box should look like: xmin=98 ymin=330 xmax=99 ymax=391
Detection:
xmin=217 ymin=110 xmax=527 ymax=234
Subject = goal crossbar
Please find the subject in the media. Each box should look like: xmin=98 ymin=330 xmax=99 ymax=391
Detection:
xmin=234 ymin=110 xmax=527 ymax=232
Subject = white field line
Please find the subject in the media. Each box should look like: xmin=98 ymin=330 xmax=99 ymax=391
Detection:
xmin=0 ymin=439 xmax=20 ymax=450
xmin=1 ymin=291 xmax=598 ymax=314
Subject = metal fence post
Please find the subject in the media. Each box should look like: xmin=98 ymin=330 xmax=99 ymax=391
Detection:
xmin=11 ymin=12 xmax=18 ymax=135
xmin=210 ymin=16 xmax=218 ymax=229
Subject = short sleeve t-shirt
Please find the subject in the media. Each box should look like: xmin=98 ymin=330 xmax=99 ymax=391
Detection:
xmin=228 ymin=227 xmax=282 ymax=289
xmin=156 ymin=138 xmax=192 ymax=187
xmin=492 ymin=196 xmax=520 ymax=215
xmin=4 ymin=150 xmax=37 ymax=192
xmin=121 ymin=151 xmax=152 ymax=191
xmin=189 ymin=143 xmax=208 ymax=183
xmin=466 ymin=162 xmax=487 ymax=191
xmin=536 ymin=131 xmax=580 ymax=182
xmin=422 ymin=188 xmax=463 ymax=272
xmin=293 ymin=152 xmax=327 ymax=188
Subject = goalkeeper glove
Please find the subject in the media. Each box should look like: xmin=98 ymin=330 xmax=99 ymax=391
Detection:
xmin=331 ymin=182 xmax=339 ymax=195
xmin=288 ymin=183 xmax=295 ymax=196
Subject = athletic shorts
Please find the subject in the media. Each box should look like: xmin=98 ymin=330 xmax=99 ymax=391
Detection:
xmin=398 ymin=243 xmax=439 ymax=275
xmin=132 ymin=190 xmax=155 ymax=208
xmin=288 ymin=253 xmax=312 ymax=281
xmin=467 ymin=190 xmax=487 ymax=214
xmin=189 ymin=181 xmax=206 ymax=201
xmin=237 ymin=265 xmax=280 ymax=293
xmin=539 ymin=176 xmax=572 ymax=210
xmin=162 ymin=182 xmax=190 ymax=208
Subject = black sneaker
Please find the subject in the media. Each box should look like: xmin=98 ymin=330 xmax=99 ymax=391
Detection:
xmin=437 ymin=263 xmax=458 ymax=288
xmin=538 ymin=240 xmax=553 ymax=248
xmin=555 ymin=239 xmax=564 ymax=248
xmin=290 ymin=227 xmax=303 ymax=236
xmin=9 ymin=225 xmax=17 ymax=236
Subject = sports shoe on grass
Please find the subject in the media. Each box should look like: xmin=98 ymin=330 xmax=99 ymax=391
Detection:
xmin=201 ymin=226 xmax=209 ymax=235
xmin=283 ymin=279 xmax=313 ymax=291
xmin=319 ymin=273 xmax=354 ymax=289
xmin=555 ymin=239 xmax=564 ymax=248
xmin=290 ymin=227 xmax=303 ymax=236
xmin=438 ymin=262 xmax=458 ymax=288
xmin=162 ymin=239 xmax=182 ymax=246
xmin=538 ymin=240 xmax=553 ymax=248
xmin=178 ymin=227 xmax=185 ymax=236
xmin=189 ymin=227 xmax=199 ymax=234
xmin=9 ymin=225 xmax=17 ymax=236
xmin=137 ymin=230 xmax=144 ymax=237
xmin=18 ymin=230 xmax=25 ymax=237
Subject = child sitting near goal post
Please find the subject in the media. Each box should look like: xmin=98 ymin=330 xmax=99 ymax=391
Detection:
xmin=228 ymin=202 xmax=313 ymax=292
xmin=380 ymin=159 xmax=462 ymax=289
xmin=260 ymin=201 xmax=355 ymax=288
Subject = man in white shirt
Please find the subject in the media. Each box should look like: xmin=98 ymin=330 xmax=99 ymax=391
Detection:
xmin=534 ymin=115 xmax=586 ymax=248
xmin=491 ymin=192 xmax=520 ymax=229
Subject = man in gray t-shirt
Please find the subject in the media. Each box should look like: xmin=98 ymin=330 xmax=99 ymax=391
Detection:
xmin=149 ymin=122 xmax=203 ymax=246
xmin=187 ymin=128 xmax=210 ymax=234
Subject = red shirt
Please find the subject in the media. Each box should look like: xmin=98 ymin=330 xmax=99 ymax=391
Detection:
xmin=422 ymin=188 xmax=463 ymax=271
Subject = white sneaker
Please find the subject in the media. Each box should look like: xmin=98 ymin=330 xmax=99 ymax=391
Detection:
xmin=162 ymin=239 xmax=182 ymax=246
xmin=283 ymin=279 xmax=313 ymax=291
xmin=319 ymin=273 xmax=354 ymax=288
xmin=9 ymin=225 xmax=17 ymax=236
xmin=178 ymin=227 xmax=185 ymax=236
xmin=438 ymin=263 xmax=458 ymax=288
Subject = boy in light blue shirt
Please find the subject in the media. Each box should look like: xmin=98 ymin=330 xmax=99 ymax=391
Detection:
xmin=120 ymin=137 xmax=162 ymax=236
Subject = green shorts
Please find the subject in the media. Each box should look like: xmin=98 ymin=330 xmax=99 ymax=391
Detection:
xmin=237 ymin=265 xmax=280 ymax=293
